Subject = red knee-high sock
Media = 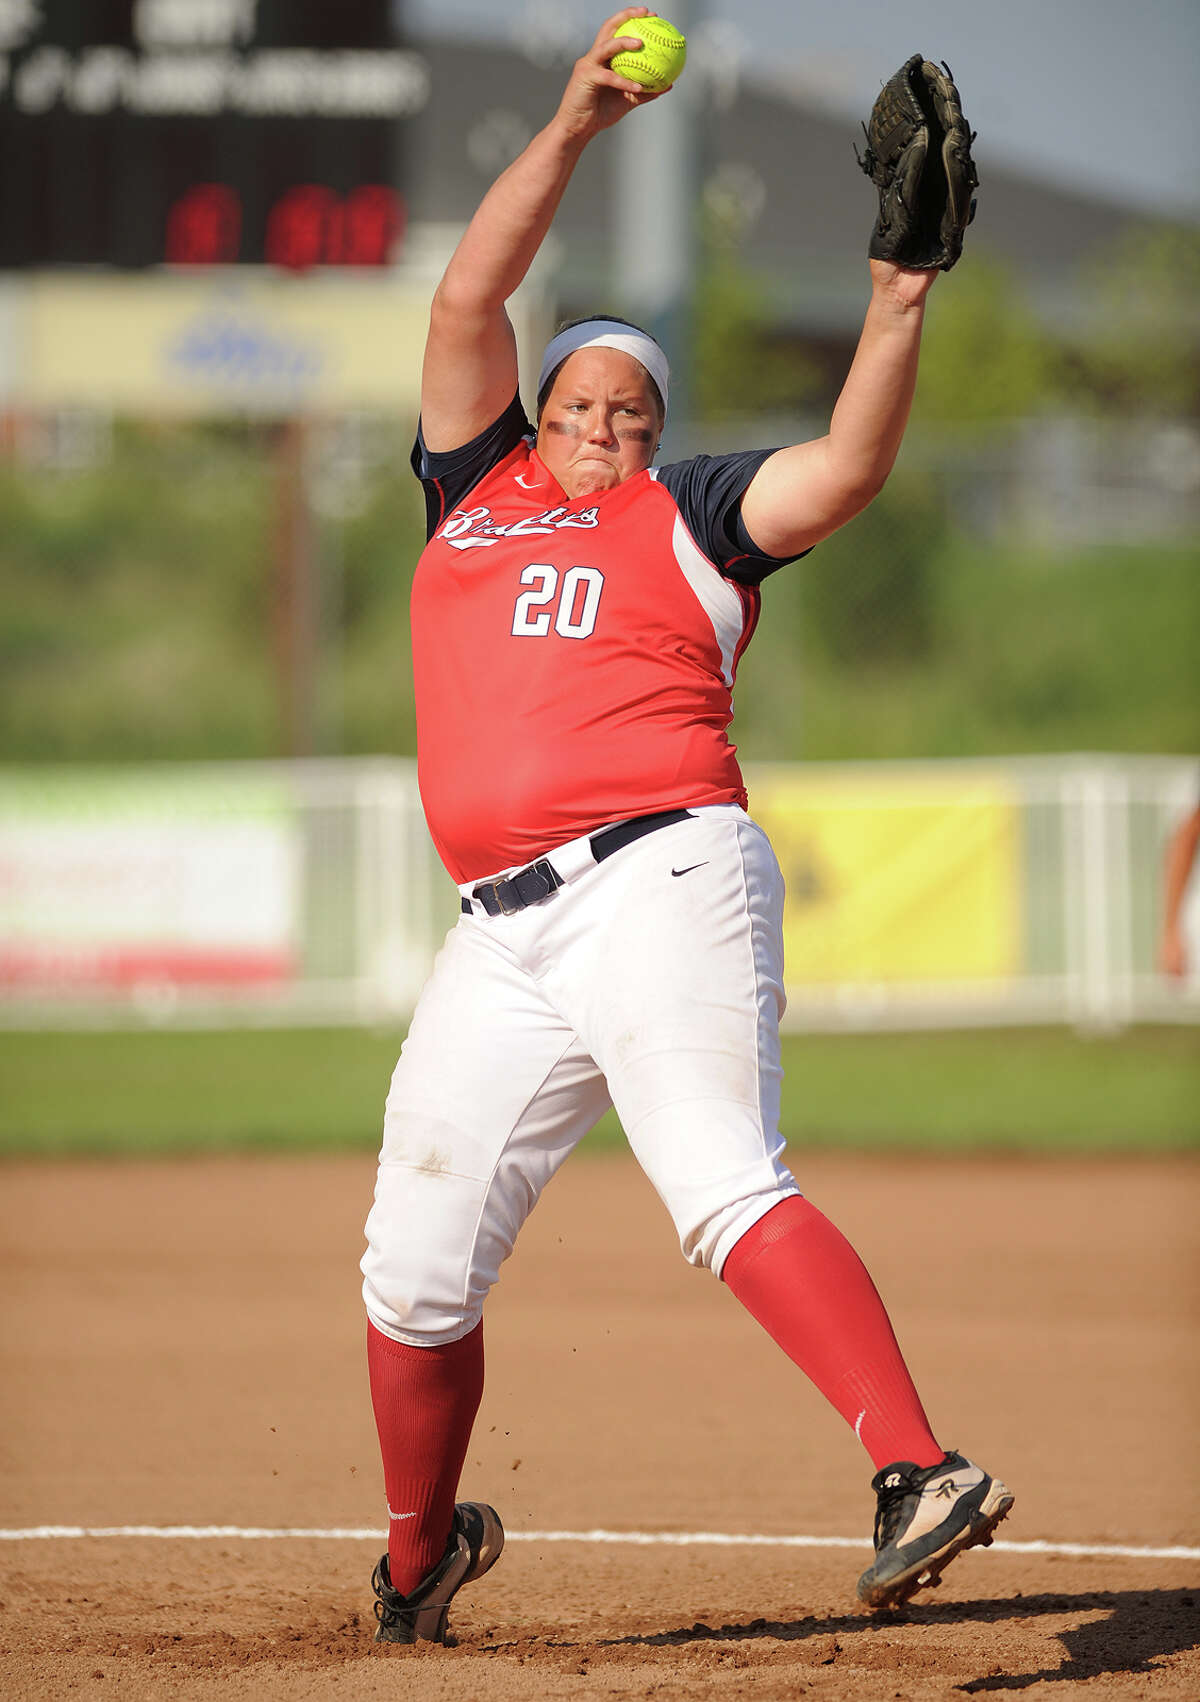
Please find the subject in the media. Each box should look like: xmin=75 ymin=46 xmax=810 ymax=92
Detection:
xmin=367 ymin=1318 xmax=485 ymax=1594
xmin=721 ymin=1196 xmax=943 ymax=1471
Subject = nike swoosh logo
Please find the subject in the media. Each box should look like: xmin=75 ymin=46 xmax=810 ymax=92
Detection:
xmin=671 ymin=862 xmax=708 ymax=877
xmin=387 ymin=1506 xmax=417 ymax=1522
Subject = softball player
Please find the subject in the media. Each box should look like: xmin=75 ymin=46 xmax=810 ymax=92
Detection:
xmin=361 ymin=6 xmax=1012 ymax=1642
xmin=1159 ymin=784 xmax=1200 ymax=979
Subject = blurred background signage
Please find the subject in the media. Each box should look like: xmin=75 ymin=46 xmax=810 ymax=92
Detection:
xmin=0 ymin=0 xmax=425 ymax=269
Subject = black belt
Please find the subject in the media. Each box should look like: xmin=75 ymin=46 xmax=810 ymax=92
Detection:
xmin=463 ymin=809 xmax=693 ymax=918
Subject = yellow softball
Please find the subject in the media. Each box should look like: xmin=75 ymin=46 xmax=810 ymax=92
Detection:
xmin=610 ymin=15 xmax=687 ymax=92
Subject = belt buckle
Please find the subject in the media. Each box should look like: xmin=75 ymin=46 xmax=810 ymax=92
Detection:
xmin=505 ymin=861 xmax=557 ymax=912
xmin=525 ymin=859 xmax=562 ymax=903
xmin=473 ymin=859 xmax=562 ymax=919
xmin=471 ymin=881 xmax=502 ymax=917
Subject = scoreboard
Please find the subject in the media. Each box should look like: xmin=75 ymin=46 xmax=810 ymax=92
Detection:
xmin=0 ymin=0 xmax=427 ymax=269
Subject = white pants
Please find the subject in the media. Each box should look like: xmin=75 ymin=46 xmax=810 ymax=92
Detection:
xmin=361 ymin=805 xmax=799 ymax=1345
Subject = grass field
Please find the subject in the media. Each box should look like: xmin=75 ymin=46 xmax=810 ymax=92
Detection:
xmin=0 ymin=1024 xmax=1195 ymax=1158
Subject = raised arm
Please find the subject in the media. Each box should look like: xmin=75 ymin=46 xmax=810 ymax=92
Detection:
xmin=420 ymin=7 xmax=662 ymax=452
xmin=739 ymin=261 xmax=937 ymax=558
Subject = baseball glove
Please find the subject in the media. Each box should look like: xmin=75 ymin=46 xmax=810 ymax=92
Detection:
xmin=857 ymin=54 xmax=978 ymax=271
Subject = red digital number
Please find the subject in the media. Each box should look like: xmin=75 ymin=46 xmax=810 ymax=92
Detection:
xmin=338 ymin=185 xmax=406 ymax=266
xmin=165 ymin=183 xmax=242 ymax=265
xmin=265 ymin=185 xmax=338 ymax=272
xmin=268 ymin=183 xmax=404 ymax=270
xmin=165 ymin=183 xmax=405 ymax=268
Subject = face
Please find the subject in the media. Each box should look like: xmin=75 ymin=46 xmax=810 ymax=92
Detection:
xmin=536 ymin=348 xmax=663 ymax=498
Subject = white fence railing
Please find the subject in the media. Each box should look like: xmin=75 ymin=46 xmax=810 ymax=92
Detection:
xmin=0 ymin=754 xmax=1197 ymax=1032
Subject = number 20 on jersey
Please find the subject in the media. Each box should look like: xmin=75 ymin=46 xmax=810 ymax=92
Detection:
xmin=512 ymin=564 xmax=605 ymax=640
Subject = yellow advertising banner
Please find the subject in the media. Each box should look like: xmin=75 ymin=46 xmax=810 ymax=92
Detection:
xmin=17 ymin=273 xmax=426 ymax=412
xmin=748 ymin=766 xmax=1021 ymax=983
xmin=8 ymin=271 xmax=546 ymax=415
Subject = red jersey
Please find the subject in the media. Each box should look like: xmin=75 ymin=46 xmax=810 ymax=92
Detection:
xmin=412 ymin=399 xmax=796 ymax=883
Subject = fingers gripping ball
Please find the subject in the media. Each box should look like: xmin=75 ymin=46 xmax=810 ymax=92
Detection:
xmin=611 ymin=15 xmax=687 ymax=92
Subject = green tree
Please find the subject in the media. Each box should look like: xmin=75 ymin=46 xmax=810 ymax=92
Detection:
xmin=801 ymin=471 xmax=948 ymax=666
xmin=912 ymin=251 xmax=1057 ymax=425
xmin=690 ymin=224 xmax=821 ymax=422
xmin=1068 ymin=221 xmax=1200 ymax=416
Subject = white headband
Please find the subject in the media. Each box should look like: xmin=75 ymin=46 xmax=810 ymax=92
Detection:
xmin=537 ymin=320 xmax=670 ymax=416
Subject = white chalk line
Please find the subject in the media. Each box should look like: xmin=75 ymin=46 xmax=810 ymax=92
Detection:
xmin=1 ymin=1526 xmax=1196 ymax=1562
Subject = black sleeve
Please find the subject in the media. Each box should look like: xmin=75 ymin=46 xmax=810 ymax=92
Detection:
xmin=655 ymin=449 xmax=812 ymax=585
xmin=410 ymin=394 xmax=533 ymax=541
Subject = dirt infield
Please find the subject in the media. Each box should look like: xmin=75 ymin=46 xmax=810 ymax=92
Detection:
xmin=2 ymin=1148 xmax=1197 ymax=1699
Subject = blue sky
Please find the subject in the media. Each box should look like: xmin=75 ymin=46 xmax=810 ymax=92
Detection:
xmin=404 ymin=0 xmax=1200 ymax=219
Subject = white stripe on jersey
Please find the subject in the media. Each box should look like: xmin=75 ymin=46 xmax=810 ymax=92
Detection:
xmin=669 ymin=513 xmax=746 ymax=689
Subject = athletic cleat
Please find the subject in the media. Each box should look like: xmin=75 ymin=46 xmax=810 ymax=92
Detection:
xmin=371 ymin=1501 xmax=505 ymax=1644
xmin=856 ymin=1451 xmax=1014 ymax=1610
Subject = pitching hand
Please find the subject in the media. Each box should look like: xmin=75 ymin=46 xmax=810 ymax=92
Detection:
xmin=555 ymin=7 xmax=665 ymax=139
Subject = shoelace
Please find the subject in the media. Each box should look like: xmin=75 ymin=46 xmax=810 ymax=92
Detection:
xmin=873 ymin=1475 xmax=920 ymax=1547
xmin=372 ymin=1560 xmax=413 ymax=1624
